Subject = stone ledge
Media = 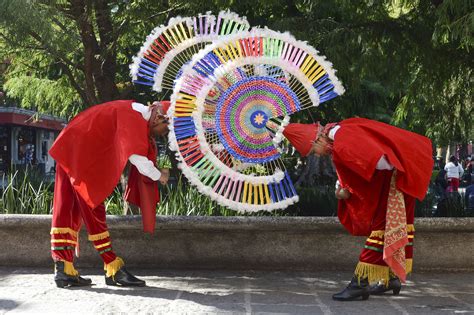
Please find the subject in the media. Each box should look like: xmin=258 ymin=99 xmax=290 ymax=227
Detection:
xmin=2 ymin=214 xmax=473 ymax=231
xmin=1 ymin=215 xmax=473 ymax=271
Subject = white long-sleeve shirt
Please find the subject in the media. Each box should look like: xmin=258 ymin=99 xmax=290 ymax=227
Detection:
xmin=328 ymin=125 xmax=393 ymax=170
xmin=129 ymin=102 xmax=161 ymax=181
xmin=444 ymin=162 xmax=464 ymax=179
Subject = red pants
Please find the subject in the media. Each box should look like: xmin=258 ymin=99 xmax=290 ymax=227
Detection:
xmin=355 ymin=172 xmax=415 ymax=283
xmin=51 ymin=165 xmax=117 ymax=264
xmin=447 ymin=177 xmax=460 ymax=192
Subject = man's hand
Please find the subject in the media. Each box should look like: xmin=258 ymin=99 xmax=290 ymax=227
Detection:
xmin=159 ymin=168 xmax=170 ymax=185
xmin=152 ymin=101 xmax=164 ymax=114
xmin=335 ymin=186 xmax=351 ymax=200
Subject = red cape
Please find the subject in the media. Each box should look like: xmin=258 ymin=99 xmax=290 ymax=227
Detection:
xmin=124 ymin=143 xmax=160 ymax=233
xmin=49 ymin=100 xmax=159 ymax=233
xmin=333 ymin=118 xmax=433 ymax=236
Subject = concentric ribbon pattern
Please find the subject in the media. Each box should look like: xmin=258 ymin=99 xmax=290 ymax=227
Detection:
xmin=216 ymin=76 xmax=300 ymax=163
xmin=166 ymin=28 xmax=344 ymax=212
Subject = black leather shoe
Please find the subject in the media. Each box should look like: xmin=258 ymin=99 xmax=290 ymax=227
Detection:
xmin=332 ymin=277 xmax=369 ymax=301
xmin=54 ymin=261 xmax=92 ymax=288
xmin=105 ymin=267 xmax=146 ymax=287
xmin=369 ymin=277 xmax=401 ymax=295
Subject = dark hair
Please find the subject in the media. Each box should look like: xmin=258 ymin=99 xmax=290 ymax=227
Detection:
xmin=449 ymin=155 xmax=458 ymax=166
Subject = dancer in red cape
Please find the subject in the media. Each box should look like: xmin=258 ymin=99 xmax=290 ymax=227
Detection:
xmin=49 ymin=99 xmax=170 ymax=288
xmin=283 ymin=118 xmax=433 ymax=301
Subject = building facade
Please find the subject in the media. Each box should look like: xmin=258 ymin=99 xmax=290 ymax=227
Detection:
xmin=0 ymin=107 xmax=65 ymax=177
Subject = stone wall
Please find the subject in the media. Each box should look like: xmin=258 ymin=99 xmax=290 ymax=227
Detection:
xmin=1 ymin=215 xmax=472 ymax=271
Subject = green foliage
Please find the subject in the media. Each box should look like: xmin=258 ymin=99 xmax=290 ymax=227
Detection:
xmin=4 ymin=76 xmax=81 ymax=116
xmin=155 ymin=177 xmax=237 ymax=216
xmin=0 ymin=169 xmax=53 ymax=214
xmin=157 ymin=153 xmax=173 ymax=169
xmin=0 ymin=0 xmax=472 ymax=139
xmin=104 ymin=187 xmax=127 ymax=216
xmin=433 ymin=0 xmax=474 ymax=49
xmin=416 ymin=188 xmax=473 ymax=217
xmin=1 ymin=168 xmax=471 ymax=217
xmin=288 ymin=186 xmax=338 ymax=216
xmin=0 ymin=0 xmax=84 ymax=116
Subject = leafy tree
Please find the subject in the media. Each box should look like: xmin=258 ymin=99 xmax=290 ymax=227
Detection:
xmin=0 ymin=0 xmax=472 ymax=146
xmin=0 ymin=0 xmax=187 ymax=116
xmin=273 ymin=0 xmax=472 ymax=145
xmin=160 ymin=0 xmax=474 ymax=144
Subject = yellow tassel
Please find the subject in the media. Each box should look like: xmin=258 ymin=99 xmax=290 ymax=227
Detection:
xmin=50 ymin=227 xmax=78 ymax=238
xmin=407 ymin=224 xmax=415 ymax=232
xmin=57 ymin=260 xmax=79 ymax=277
xmin=88 ymin=231 xmax=110 ymax=241
xmin=104 ymin=257 xmax=124 ymax=277
xmin=406 ymin=258 xmax=413 ymax=274
xmin=369 ymin=230 xmax=385 ymax=238
xmin=354 ymin=261 xmax=389 ymax=284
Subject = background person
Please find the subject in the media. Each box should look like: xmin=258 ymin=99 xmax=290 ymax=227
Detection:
xmin=444 ymin=155 xmax=464 ymax=192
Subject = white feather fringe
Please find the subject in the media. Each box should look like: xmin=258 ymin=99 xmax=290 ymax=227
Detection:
xmin=165 ymin=27 xmax=352 ymax=212
xmin=130 ymin=15 xmax=189 ymax=81
xmin=176 ymin=28 xmax=345 ymax=98
xmin=169 ymin=110 xmax=299 ymax=213
xmin=272 ymin=115 xmax=290 ymax=147
xmin=151 ymin=35 xmax=220 ymax=92
xmin=130 ymin=10 xmax=250 ymax=90
xmin=176 ymin=157 xmax=299 ymax=212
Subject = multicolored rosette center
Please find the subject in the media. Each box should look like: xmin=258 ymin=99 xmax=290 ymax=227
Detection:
xmin=216 ymin=76 xmax=300 ymax=163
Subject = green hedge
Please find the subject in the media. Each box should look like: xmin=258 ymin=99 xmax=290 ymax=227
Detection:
xmin=1 ymin=171 xmax=471 ymax=217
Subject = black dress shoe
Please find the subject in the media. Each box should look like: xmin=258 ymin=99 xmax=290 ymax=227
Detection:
xmin=332 ymin=277 xmax=369 ymax=301
xmin=369 ymin=277 xmax=401 ymax=295
xmin=54 ymin=261 xmax=92 ymax=288
xmin=105 ymin=267 xmax=146 ymax=287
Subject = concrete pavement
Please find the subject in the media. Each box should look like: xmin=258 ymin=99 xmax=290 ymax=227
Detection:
xmin=0 ymin=268 xmax=473 ymax=314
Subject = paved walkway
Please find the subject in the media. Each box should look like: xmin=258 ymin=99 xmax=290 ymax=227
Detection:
xmin=0 ymin=268 xmax=473 ymax=314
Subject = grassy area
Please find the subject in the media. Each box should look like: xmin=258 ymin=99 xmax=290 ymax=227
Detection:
xmin=0 ymin=169 xmax=471 ymax=217
xmin=0 ymin=170 xmax=53 ymax=214
xmin=105 ymin=176 xmax=297 ymax=216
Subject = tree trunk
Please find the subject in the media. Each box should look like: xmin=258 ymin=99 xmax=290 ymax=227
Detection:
xmin=94 ymin=0 xmax=119 ymax=102
xmin=70 ymin=0 xmax=119 ymax=106
xmin=71 ymin=0 xmax=99 ymax=105
xmin=459 ymin=143 xmax=469 ymax=160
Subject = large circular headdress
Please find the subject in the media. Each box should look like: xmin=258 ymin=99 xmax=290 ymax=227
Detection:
xmin=167 ymin=28 xmax=345 ymax=212
xmin=130 ymin=11 xmax=250 ymax=92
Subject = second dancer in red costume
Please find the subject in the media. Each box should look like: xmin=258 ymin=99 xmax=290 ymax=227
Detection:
xmin=283 ymin=117 xmax=433 ymax=301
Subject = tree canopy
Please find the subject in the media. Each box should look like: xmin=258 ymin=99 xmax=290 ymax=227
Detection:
xmin=0 ymin=0 xmax=472 ymax=145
